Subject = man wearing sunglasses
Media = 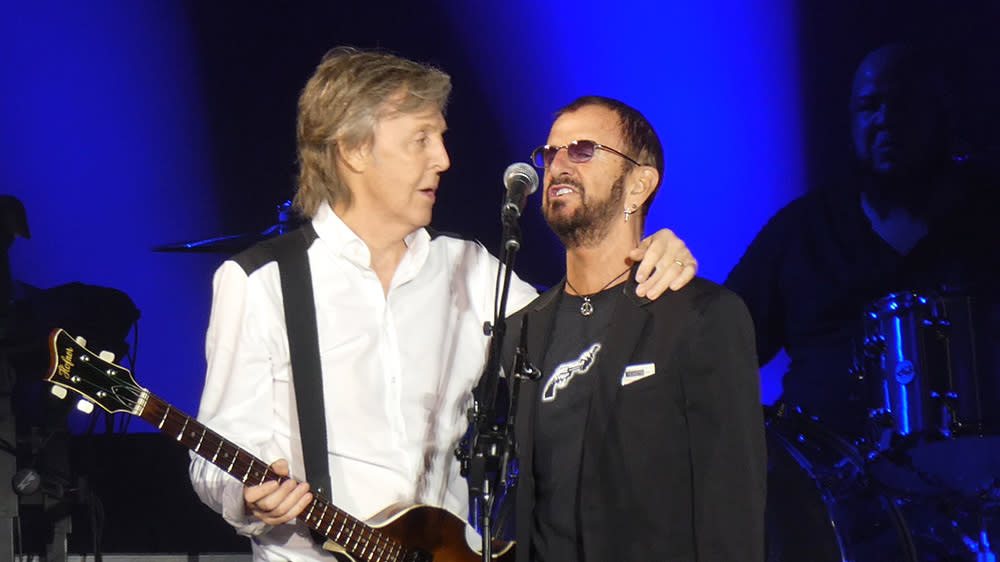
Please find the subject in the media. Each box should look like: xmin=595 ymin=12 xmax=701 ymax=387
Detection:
xmin=188 ymin=50 xmax=700 ymax=561
xmin=504 ymin=96 xmax=766 ymax=562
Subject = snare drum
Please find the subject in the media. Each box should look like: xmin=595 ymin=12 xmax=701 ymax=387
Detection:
xmin=859 ymin=290 xmax=1000 ymax=496
xmin=861 ymin=291 xmax=1000 ymax=442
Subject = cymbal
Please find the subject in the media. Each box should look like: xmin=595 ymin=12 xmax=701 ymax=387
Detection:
xmin=153 ymin=228 xmax=277 ymax=253
xmin=154 ymin=201 xmax=300 ymax=253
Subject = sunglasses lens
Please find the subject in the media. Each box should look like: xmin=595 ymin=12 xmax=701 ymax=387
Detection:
xmin=567 ymin=140 xmax=597 ymax=163
xmin=531 ymin=146 xmax=560 ymax=168
xmin=531 ymin=141 xmax=599 ymax=167
xmin=531 ymin=147 xmax=547 ymax=168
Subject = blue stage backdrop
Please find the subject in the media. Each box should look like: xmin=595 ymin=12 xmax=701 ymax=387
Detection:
xmin=2 ymin=3 xmax=222 ymax=421
xmin=5 ymin=1 xmax=813 ymax=432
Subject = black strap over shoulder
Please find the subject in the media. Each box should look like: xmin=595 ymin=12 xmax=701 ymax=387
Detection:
xmin=272 ymin=223 xmax=332 ymax=499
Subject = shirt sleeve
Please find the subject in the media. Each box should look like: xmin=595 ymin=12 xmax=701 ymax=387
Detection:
xmin=684 ymin=289 xmax=767 ymax=561
xmin=507 ymin=273 xmax=540 ymax=316
xmin=471 ymin=243 xmax=539 ymax=318
xmin=188 ymin=260 xmax=277 ymax=537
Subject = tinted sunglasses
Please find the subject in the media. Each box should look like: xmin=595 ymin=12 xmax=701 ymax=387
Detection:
xmin=530 ymin=139 xmax=641 ymax=169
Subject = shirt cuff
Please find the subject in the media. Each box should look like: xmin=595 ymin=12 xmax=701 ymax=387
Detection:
xmin=221 ymin=478 xmax=271 ymax=537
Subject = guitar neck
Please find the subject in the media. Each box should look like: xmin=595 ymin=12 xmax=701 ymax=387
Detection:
xmin=137 ymin=392 xmax=409 ymax=562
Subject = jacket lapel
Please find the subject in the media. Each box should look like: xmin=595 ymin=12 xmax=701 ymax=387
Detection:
xmin=583 ymin=281 xmax=652 ymax=450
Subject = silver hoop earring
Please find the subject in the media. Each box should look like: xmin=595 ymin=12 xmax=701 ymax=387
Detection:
xmin=624 ymin=204 xmax=638 ymax=223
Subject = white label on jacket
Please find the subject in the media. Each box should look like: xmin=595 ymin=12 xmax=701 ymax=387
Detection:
xmin=621 ymin=362 xmax=656 ymax=386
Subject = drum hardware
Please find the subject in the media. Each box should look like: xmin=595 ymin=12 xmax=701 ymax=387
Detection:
xmin=765 ymin=410 xmax=920 ymax=561
xmin=950 ymin=507 xmax=998 ymax=561
xmin=153 ymin=200 xmax=300 ymax=253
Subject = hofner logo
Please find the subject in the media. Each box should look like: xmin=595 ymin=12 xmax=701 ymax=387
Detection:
xmin=57 ymin=347 xmax=75 ymax=379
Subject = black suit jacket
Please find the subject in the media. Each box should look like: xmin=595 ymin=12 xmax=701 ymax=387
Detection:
xmin=506 ymin=276 xmax=766 ymax=562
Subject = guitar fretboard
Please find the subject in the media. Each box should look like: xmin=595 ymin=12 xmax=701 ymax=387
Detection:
xmin=138 ymin=392 xmax=409 ymax=562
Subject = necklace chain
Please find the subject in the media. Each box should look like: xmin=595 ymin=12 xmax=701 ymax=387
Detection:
xmin=564 ymin=267 xmax=631 ymax=317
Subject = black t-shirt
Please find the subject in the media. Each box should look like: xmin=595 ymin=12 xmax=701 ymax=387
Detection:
xmin=530 ymin=286 xmax=618 ymax=562
xmin=725 ymin=169 xmax=1000 ymax=436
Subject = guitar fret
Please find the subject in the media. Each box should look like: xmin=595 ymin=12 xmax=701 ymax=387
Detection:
xmin=176 ymin=416 xmax=190 ymax=441
xmin=157 ymin=404 xmax=172 ymax=429
xmin=323 ymin=508 xmax=335 ymax=536
xmin=376 ymin=532 xmax=388 ymax=561
xmin=211 ymin=438 xmax=224 ymax=463
xmin=241 ymin=459 xmax=254 ymax=483
xmin=348 ymin=520 xmax=361 ymax=554
xmin=345 ymin=522 xmax=358 ymax=555
xmin=358 ymin=529 xmax=371 ymax=558
xmin=194 ymin=427 xmax=205 ymax=452
xmin=336 ymin=515 xmax=348 ymax=542
xmin=304 ymin=501 xmax=316 ymax=523
xmin=317 ymin=504 xmax=329 ymax=532
xmin=227 ymin=448 xmax=239 ymax=472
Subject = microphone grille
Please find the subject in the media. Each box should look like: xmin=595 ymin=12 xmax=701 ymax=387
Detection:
xmin=503 ymin=162 xmax=539 ymax=195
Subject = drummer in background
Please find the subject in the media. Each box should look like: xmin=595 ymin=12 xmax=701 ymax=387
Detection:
xmin=725 ymin=43 xmax=1000 ymax=438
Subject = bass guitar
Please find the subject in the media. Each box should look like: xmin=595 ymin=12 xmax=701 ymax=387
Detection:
xmin=46 ymin=328 xmax=513 ymax=562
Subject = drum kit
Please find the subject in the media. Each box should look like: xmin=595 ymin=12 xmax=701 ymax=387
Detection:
xmin=767 ymin=289 xmax=1000 ymax=561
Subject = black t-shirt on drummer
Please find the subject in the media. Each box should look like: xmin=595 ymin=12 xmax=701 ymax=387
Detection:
xmin=725 ymin=167 xmax=1000 ymax=437
xmin=530 ymin=287 xmax=617 ymax=562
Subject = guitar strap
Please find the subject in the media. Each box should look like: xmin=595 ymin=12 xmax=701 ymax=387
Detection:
xmin=274 ymin=223 xmax=333 ymax=500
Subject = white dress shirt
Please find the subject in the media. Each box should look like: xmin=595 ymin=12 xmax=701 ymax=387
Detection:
xmin=189 ymin=203 xmax=538 ymax=561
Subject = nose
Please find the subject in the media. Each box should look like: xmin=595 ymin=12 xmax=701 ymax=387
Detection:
xmin=548 ymin=146 xmax=574 ymax=175
xmin=433 ymin=136 xmax=450 ymax=172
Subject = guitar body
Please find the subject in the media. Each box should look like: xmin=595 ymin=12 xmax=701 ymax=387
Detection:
xmin=325 ymin=505 xmax=513 ymax=562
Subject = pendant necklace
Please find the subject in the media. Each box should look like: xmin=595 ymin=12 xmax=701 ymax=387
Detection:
xmin=564 ymin=267 xmax=632 ymax=317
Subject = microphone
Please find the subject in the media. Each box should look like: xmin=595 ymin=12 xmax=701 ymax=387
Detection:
xmin=502 ymin=163 xmax=539 ymax=218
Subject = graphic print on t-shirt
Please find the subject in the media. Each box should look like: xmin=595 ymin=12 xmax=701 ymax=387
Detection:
xmin=541 ymin=343 xmax=601 ymax=402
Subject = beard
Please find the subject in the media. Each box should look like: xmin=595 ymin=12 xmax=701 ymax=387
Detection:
xmin=544 ymin=171 xmax=627 ymax=249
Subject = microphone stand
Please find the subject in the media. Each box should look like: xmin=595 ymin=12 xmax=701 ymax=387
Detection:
xmin=458 ymin=207 xmax=538 ymax=562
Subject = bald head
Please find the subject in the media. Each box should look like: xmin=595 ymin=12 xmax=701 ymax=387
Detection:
xmin=850 ymin=44 xmax=950 ymax=180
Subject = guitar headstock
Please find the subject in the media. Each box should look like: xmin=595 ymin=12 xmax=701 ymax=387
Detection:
xmin=46 ymin=328 xmax=144 ymax=415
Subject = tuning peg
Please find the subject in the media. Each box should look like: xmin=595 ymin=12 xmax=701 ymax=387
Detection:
xmin=50 ymin=386 xmax=68 ymax=399
xmin=98 ymin=350 xmax=115 ymax=362
xmin=74 ymin=336 xmax=88 ymax=347
xmin=76 ymin=400 xmax=94 ymax=414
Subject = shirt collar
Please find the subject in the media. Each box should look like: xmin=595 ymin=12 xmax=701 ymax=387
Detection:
xmin=311 ymin=202 xmax=431 ymax=283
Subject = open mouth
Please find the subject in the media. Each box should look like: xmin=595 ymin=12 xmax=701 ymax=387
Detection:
xmin=549 ymin=185 xmax=578 ymax=198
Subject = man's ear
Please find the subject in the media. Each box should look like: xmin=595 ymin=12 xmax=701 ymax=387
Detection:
xmin=337 ymin=142 xmax=369 ymax=174
xmin=627 ymin=166 xmax=659 ymax=209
